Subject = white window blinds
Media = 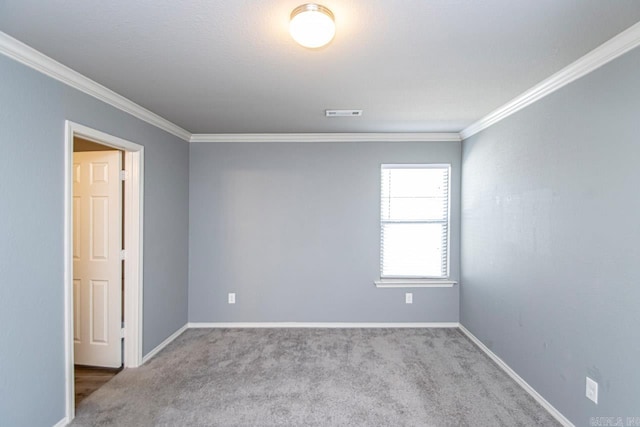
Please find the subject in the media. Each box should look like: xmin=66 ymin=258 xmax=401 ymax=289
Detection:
xmin=380 ymin=164 xmax=450 ymax=278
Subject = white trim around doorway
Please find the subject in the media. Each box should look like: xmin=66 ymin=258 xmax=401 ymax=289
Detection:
xmin=63 ymin=121 xmax=144 ymax=423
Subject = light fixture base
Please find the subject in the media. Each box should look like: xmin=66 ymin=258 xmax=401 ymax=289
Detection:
xmin=290 ymin=3 xmax=334 ymax=21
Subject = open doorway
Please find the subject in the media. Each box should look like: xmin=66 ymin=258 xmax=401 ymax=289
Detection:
xmin=72 ymin=138 xmax=124 ymax=406
xmin=64 ymin=121 xmax=144 ymax=422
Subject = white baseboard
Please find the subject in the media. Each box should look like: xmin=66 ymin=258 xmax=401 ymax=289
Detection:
xmin=458 ymin=324 xmax=574 ymax=427
xmin=188 ymin=322 xmax=460 ymax=328
xmin=52 ymin=416 xmax=68 ymax=427
xmin=141 ymin=323 xmax=188 ymax=365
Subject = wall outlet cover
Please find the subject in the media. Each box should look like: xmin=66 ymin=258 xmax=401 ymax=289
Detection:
xmin=586 ymin=377 xmax=598 ymax=404
xmin=228 ymin=293 xmax=236 ymax=304
xmin=405 ymin=293 xmax=413 ymax=304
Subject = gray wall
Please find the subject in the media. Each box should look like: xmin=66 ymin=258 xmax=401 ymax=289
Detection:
xmin=189 ymin=141 xmax=461 ymax=323
xmin=461 ymin=47 xmax=640 ymax=424
xmin=0 ymin=55 xmax=189 ymax=426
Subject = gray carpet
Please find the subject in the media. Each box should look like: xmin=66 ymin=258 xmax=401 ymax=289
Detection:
xmin=71 ymin=328 xmax=559 ymax=426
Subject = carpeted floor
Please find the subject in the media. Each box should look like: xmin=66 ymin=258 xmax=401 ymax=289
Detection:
xmin=71 ymin=328 xmax=559 ymax=426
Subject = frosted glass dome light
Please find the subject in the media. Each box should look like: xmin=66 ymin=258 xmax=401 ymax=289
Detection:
xmin=289 ymin=4 xmax=335 ymax=48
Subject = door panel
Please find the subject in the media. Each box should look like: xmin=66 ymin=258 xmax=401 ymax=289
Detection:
xmin=73 ymin=197 xmax=81 ymax=259
xmin=73 ymin=151 xmax=122 ymax=368
xmin=90 ymin=279 xmax=109 ymax=344
xmin=90 ymin=196 xmax=109 ymax=260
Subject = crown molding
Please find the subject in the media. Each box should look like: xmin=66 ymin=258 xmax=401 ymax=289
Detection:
xmin=460 ymin=21 xmax=640 ymax=140
xmin=190 ymin=132 xmax=462 ymax=143
xmin=0 ymin=31 xmax=191 ymax=142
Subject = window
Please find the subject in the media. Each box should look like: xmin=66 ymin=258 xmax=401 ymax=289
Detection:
xmin=380 ymin=164 xmax=450 ymax=278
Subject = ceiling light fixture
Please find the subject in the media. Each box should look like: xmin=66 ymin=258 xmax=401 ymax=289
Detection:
xmin=289 ymin=3 xmax=336 ymax=49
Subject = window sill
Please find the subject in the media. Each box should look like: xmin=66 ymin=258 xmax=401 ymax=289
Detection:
xmin=374 ymin=279 xmax=457 ymax=288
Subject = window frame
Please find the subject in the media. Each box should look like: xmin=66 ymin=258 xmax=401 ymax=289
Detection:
xmin=379 ymin=163 xmax=452 ymax=282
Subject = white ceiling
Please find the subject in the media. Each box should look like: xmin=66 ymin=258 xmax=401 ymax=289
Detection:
xmin=1 ymin=0 xmax=640 ymax=134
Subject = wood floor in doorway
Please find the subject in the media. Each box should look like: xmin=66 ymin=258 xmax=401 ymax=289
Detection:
xmin=75 ymin=366 xmax=122 ymax=407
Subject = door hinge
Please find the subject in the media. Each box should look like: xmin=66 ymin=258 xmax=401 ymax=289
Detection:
xmin=120 ymin=170 xmax=129 ymax=181
xmin=121 ymin=327 xmax=126 ymax=338
xmin=120 ymin=249 xmax=127 ymax=260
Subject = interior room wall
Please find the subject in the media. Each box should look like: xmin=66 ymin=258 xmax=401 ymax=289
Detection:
xmin=189 ymin=140 xmax=461 ymax=323
xmin=460 ymin=47 xmax=640 ymax=424
xmin=0 ymin=55 xmax=189 ymax=427
xmin=73 ymin=136 xmax=115 ymax=151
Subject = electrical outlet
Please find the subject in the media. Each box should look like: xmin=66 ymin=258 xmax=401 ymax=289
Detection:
xmin=405 ymin=293 xmax=413 ymax=304
xmin=228 ymin=293 xmax=236 ymax=304
xmin=586 ymin=377 xmax=598 ymax=404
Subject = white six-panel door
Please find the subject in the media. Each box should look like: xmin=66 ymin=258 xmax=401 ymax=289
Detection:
xmin=73 ymin=151 xmax=122 ymax=368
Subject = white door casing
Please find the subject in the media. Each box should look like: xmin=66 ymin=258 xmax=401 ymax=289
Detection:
xmin=73 ymin=151 xmax=122 ymax=368
xmin=65 ymin=121 xmax=144 ymax=423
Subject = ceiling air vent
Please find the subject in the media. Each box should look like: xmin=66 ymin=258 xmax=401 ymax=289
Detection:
xmin=325 ymin=109 xmax=363 ymax=117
